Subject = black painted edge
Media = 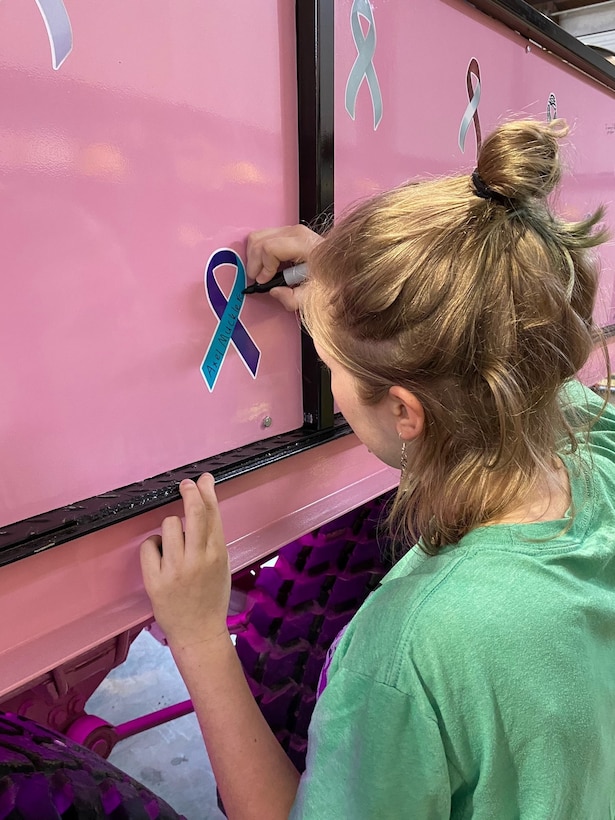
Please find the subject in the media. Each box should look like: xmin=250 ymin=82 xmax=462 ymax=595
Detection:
xmin=296 ymin=0 xmax=335 ymax=430
xmin=469 ymin=0 xmax=615 ymax=91
xmin=0 ymin=417 xmax=352 ymax=569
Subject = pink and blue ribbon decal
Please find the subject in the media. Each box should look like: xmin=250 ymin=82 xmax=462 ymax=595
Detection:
xmin=458 ymin=58 xmax=482 ymax=156
xmin=200 ymin=249 xmax=260 ymax=392
xmin=345 ymin=0 xmax=383 ymax=130
xmin=35 ymin=0 xmax=73 ymax=70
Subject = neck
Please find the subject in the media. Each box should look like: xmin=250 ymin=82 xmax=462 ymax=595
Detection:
xmin=487 ymin=458 xmax=570 ymax=526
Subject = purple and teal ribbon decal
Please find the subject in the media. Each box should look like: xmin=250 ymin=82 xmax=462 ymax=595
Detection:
xmin=458 ymin=58 xmax=482 ymax=156
xmin=200 ymin=249 xmax=260 ymax=392
xmin=345 ymin=0 xmax=383 ymax=130
xmin=35 ymin=0 xmax=73 ymax=69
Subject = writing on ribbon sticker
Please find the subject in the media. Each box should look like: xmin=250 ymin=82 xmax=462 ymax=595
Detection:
xmin=35 ymin=0 xmax=73 ymax=69
xmin=345 ymin=0 xmax=383 ymax=130
xmin=458 ymin=58 xmax=482 ymax=156
xmin=200 ymin=249 xmax=261 ymax=392
xmin=546 ymin=93 xmax=557 ymax=123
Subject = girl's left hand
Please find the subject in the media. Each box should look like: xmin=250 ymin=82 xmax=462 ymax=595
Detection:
xmin=140 ymin=475 xmax=231 ymax=649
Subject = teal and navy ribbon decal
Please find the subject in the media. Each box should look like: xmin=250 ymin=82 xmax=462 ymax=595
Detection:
xmin=200 ymin=249 xmax=260 ymax=392
xmin=458 ymin=58 xmax=482 ymax=156
xmin=546 ymin=93 xmax=557 ymax=123
xmin=35 ymin=0 xmax=73 ymax=69
xmin=345 ymin=0 xmax=383 ymax=130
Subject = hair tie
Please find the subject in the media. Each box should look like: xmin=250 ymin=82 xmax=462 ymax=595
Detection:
xmin=471 ymin=169 xmax=512 ymax=208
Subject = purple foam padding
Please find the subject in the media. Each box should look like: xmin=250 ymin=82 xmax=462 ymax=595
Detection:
xmin=326 ymin=572 xmax=379 ymax=610
xmin=316 ymin=611 xmax=352 ymax=648
xmin=276 ymin=541 xmax=311 ymax=567
xmin=248 ymin=605 xmax=283 ymax=641
xmin=344 ymin=536 xmax=387 ymax=571
xmin=234 ymin=494 xmax=395 ymax=773
xmin=245 ymin=676 xmax=262 ymax=700
xmin=259 ymin=681 xmax=297 ymax=709
xmin=284 ymin=575 xmax=330 ymax=608
xmin=276 ymin=612 xmax=321 ymax=647
xmin=235 ymin=631 xmax=265 ymax=679
xmin=260 ymin=650 xmax=304 ymax=686
xmin=293 ymin=692 xmax=316 ymax=737
xmin=255 ymin=561 xmax=298 ymax=598
xmin=257 ymin=689 xmax=297 ymax=729
xmin=302 ymin=650 xmax=327 ymax=690
xmin=286 ymin=737 xmax=308 ymax=771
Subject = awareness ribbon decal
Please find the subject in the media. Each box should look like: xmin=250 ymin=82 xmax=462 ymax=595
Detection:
xmin=458 ymin=58 xmax=482 ymax=155
xmin=546 ymin=93 xmax=557 ymax=123
xmin=35 ymin=0 xmax=73 ymax=69
xmin=200 ymin=249 xmax=261 ymax=392
xmin=345 ymin=0 xmax=383 ymax=130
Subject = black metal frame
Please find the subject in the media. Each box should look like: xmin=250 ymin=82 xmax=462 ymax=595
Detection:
xmin=296 ymin=0 xmax=335 ymax=430
xmin=469 ymin=0 xmax=615 ymax=91
xmin=0 ymin=0 xmax=340 ymax=568
xmin=0 ymin=418 xmax=351 ymax=569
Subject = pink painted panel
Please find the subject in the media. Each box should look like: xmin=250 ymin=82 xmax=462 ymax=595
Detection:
xmin=0 ymin=435 xmax=398 ymax=699
xmin=0 ymin=0 xmax=302 ymax=526
xmin=334 ymin=0 xmax=615 ymax=371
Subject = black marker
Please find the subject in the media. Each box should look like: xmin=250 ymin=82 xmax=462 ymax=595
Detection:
xmin=242 ymin=262 xmax=308 ymax=294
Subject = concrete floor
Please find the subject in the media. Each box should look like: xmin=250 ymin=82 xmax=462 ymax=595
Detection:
xmin=86 ymin=629 xmax=225 ymax=820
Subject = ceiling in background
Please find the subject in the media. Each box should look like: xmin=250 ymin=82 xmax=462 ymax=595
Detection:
xmin=525 ymin=0 xmax=615 ymax=60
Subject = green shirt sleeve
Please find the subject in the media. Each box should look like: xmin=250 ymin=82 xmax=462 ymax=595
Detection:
xmin=289 ymin=668 xmax=452 ymax=820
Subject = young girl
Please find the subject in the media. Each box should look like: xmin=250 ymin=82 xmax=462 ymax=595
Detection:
xmin=140 ymin=119 xmax=615 ymax=819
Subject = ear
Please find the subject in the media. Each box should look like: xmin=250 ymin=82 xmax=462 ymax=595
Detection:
xmin=387 ymin=386 xmax=424 ymax=441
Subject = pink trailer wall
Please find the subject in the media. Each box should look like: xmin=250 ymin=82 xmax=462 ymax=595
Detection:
xmin=0 ymin=0 xmax=303 ymax=526
xmin=0 ymin=0 xmax=400 ymax=700
xmin=1 ymin=0 xmax=614 ymax=702
xmin=335 ymin=0 xmax=615 ymax=356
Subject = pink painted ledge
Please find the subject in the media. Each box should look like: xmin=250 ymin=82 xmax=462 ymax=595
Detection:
xmin=0 ymin=434 xmax=398 ymax=700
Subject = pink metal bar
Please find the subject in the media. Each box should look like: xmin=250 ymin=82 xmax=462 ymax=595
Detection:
xmin=114 ymin=699 xmax=195 ymax=742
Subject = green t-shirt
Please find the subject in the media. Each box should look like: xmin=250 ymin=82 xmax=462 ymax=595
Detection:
xmin=290 ymin=382 xmax=615 ymax=819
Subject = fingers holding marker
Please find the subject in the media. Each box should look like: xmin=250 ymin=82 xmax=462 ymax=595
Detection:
xmin=245 ymin=225 xmax=322 ymax=284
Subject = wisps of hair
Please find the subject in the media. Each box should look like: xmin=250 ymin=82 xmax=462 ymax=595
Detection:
xmin=301 ymin=119 xmax=610 ymax=555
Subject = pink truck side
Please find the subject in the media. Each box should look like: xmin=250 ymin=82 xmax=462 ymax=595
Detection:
xmin=0 ymin=0 xmax=613 ymax=752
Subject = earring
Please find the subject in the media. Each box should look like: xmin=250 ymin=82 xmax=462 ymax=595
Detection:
xmin=400 ymin=439 xmax=408 ymax=476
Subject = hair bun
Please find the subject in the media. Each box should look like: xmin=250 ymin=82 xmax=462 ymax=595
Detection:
xmin=475 ymin=119 xmax=568 ymax=204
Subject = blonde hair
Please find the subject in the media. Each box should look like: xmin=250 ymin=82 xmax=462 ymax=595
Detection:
xmin=301 ymin=119 xmax=609 ymax=554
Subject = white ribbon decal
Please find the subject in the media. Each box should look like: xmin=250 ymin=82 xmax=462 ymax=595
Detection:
xmin=546 ymin=93 xmax=557 ymax=123
xmin=345 ymin=0 xmax=383 ymax=130
xmin=35 ymin=0 xmax=73 ymax=70
xmin=458 ymin=58 xmax=482 ymax=156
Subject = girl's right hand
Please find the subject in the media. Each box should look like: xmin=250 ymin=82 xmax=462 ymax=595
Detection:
xmin=246 ymin=224 xmax=322 ymax=312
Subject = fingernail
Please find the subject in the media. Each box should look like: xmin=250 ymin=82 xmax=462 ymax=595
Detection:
xmin=180 ymin=479 xmax=195 ymax=489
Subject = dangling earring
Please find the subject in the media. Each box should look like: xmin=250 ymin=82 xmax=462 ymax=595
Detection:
xmin=400 ymin=438 xmax=408 ymax=477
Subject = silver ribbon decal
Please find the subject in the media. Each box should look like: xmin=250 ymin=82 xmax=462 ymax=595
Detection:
xmin=546 ymin=93 xmax=557 ymax=123
xmin=35 ymin=0 xmax=73 ymax=70
xmin=458 ymin=58 xmax=482 ymax=155
xmin=345 ymin=0 xmax=383 ymax=130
